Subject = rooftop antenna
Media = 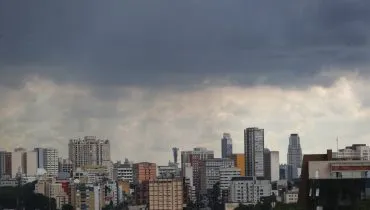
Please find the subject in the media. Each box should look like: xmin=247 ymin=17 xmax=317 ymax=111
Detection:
xmin=336 ymin=136 xmax=339 ymax=153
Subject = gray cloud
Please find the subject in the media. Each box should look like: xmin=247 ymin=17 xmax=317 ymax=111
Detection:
xmin=1 ymin=0 xmax=370 ymax=89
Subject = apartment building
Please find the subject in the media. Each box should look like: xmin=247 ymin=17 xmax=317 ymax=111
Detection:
xmin=229 ymin=177 xmax=271 ymax=205
xmin=148 ymin=178 xmax=183 ymax=210
xmin=133 ymin=162 xmax=156 ymax=184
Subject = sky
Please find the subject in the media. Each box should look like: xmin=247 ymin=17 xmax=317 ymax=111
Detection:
xmin=1 ymin=0 xmax=370 ymax=164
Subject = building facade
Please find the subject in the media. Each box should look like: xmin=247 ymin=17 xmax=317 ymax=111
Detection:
xmin=229 ymin=177 xmax=271 ymax=204
xmin=333 ymin=144 xmax=370 ymax=160
xmin=219 ymin=167 xmax=241 ymax=190
xmin=263 ymin=149 xmax=271 ymax=180
xmin=287 ymin=134 xmax=302 ymax=180
xmin=270 ymin=151 xmax=280 ymax=181
xmin=68 ymin=136 xmax=111 ymax=169
xmin=181 ymin=147 xmax=214 ymax=196
xmin=231 ymin=153 xmax=246 ymax=177
xmin=244 ymin=127 xmax=264 ymax=177
xmin=113 ymin=159 xmax=133 ymax=183
xmin=133 ymin=162 xmax=156 ymax=184
xmin=148 ymin=178 xmax=183 ymax=210
xmin=221 ymin=133 xmax=233 ymax=158
xmin=0 ymin=150 xmax=11 ymax=178
xmin=35 ymin=148 xmax=59 ymax=176
xmin=158 ymin=162 xmax=180 ymax=179
xmin=199 ymin=158 xmax=234 ymax=194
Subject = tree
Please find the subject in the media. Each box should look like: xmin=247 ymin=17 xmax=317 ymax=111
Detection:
xmin=62 ymin=204 xmax=74 ymax=210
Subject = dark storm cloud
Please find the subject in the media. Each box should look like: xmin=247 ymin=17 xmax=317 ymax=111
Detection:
xmin=1 ymin=0 xmax=370 ymax=88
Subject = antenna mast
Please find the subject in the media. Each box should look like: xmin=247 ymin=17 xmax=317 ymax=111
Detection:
xmin=336 ymin=136 xmax=339 ymax=153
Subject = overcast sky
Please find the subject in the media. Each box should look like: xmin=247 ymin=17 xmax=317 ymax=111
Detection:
xmin=1 ymin=0 xmax=370 ymax=164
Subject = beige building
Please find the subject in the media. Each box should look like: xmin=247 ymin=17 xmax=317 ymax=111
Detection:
xmin=68 ymin=136 xmax=111 ymax=169
xmin=148 ymin=178 xmax=183 ymax=210
xmin=70 ymin=183 xmax=104 ymax=210
xmin=35 ymin=177 xmax=70 ymax=209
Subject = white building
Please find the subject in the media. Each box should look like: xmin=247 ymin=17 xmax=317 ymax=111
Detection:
xmin=113 ymin=159 xmax=133 ymax=183
xmin=158 ymin=162 xmax=179 ymax=178
xmin=333 ymin=144 xmax=370 ymax=160
xmin=183 ymin=163 xmax=195 ymax=203
xmin=244 ymin=127 xmax=264 ymax=177
xmin=219 ymin=167 xmax=241 ymax=190
xmin=283 ymin=188 xmax=299 ymax=204
xmin=200 ymin=158 xmax=234 ymax=194
xmin=68 ymin=136 xmax=111 ymax=169
xmin=25 ymin=151 xmax=38 ymax=176
xmin=270 ymin=151 xmax=279 ymax=181
xmin=229 ymin=177 xmax=271 ymax=205
xmin=11 ymin=149 xmax=24 ymax=178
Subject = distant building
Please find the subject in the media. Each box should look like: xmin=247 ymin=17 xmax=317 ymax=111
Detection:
xmin=219 ymin=167 xmax=241 ymax=202
xmin=68 ymin=136 xmax=111 ymax=169
xmin=287 ymin=134 xmax=302 ymax=181
xmin=59 ymin=158 xmax=73 ymax=174
xmin=270 ymin=151 xmax=279 ymax=181
xmin=11 ymin=149 xmax=37 ymax=177
xmin=34 ymin=148 xmax=59 ymax=176
xmin=157 ymin=162 xmax=180 ymax=179
xmin=229 ymin=177 xmax=271 ymax=204
xmin=279 ymin=164 xmax=288 ymax=180
xmin=333 ymin=144 xmax=370 ymax=160
xmin=35 ymin=177 xmax=70 ymax=209
xmin=199 ymin=158 xmax=234 ymax=194
xmin=264 ymin=149 xmax=271 ymax=180
xmin=148 ymin=178 xmax=183 ymax=210
xmin=0 ymin=150 xmax=11 ymax=178
xmin=231 ymin=153 xmax=246 ymax=177
xmin=113 ymin=159 xmax=133 ymax=183
xmin=181 ymin=147 xmax=214 ymax=196
xmin=284 ymin=187 xmax=299 ymax=204
xmin=133 ymin=162 xmax=156 ymax=184
xmin=244 ymin=127 xmax=264 ymax=177
xmin=221 ymin=133 xmax=233 ymax=158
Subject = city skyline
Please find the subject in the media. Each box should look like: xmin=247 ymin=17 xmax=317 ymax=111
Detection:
xmin=1 ymin=0 xmax=370 ymax=165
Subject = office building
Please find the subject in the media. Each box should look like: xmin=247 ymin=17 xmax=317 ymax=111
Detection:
xmin=219 ymin=167 xmax=241 ymax=190
xmin=270 ymin=151 xmax=279 ymax=181
xmin=199 ymin=158 xmax=234 ymax=194
xmin=113 ymin=159 xmax=133 ymax=183
xmin=0 ymin=150 xmax=11 ymax=177
xmin=287 ymin=134 xmax=302 ymax=180
xmin=11 ymin=149 xmax=25 ymax=177
xmin=148 ymin=178 xmax=183 ymax=210
xmin=231 ymin=153 xmax=245 ymax=176
xmin=59 ymin=158 xmax=73 ymax=173
xmin=244 ymin=127 xmax=264 ymax=177
xmin=158 ymin=162 xmax=180 ymax=179
xmin=181 ymin=147 xmax=214 ymax=195
xmin=35 ymin=148 xmax=59 ymax=176
xmin=284 ymin=188 xmax=299 ymax=204
xmin=263 ymin=149 xmax=271 ymax=180
xmin=133 ymin=162 xmax=156 ymax=184
xmin=279 ymin=164 xmax=288 ymax=180
xmin=68 ymin=136 xmax=111 ymax=169
xmin=183 ymin=163 xmax=196 ymax=203
xmin=221 ymin=133 xmax=233 ymax=158
xmin=25 ymin=151 xmax=37 ymax=176
xmin=229 ymin=177 xmax=271 ymax=204
xmin=333 ymin=144 xmax=370 ymax=160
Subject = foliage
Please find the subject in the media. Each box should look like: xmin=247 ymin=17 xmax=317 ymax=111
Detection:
xmin=62 ymin=204 xmax=74 ymax=210
xmin=0 ymin=182 xmax=56 ymax=210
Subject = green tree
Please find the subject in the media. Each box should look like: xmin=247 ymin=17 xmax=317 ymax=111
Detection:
xmin=62 ymin=204 xmax=74 ymax=210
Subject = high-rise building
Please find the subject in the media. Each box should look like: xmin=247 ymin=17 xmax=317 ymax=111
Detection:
xmin=0 ymin=150 xmax=11 ymax=178
xmin=59 ymin=158 xmax=73 ymax=174
xmin=199 ymin=158 xmax=234 ymax=194
xmin=229 ymin=177 xmax=271 ymax=204
xmin=133 ymin=162 xmax=156 ymax=184
xmin=287 ymin=134 xmax=302 ymax=180
xmin=34 ymin=148 xmax=59 ymax=176
xmin=270 ymin=151 xmax=280 ymax=181
xmin=219 ymin=167 xmax=241 ymax=190
xmin=244 ymin=127 xmax=264 ymax=177
xmin=172 ymin=147 xmax=179 ymax=164
xmin=264 ymin=149 xmax=271 ymax=180
xmin=221 ymin=133 xmax=233 ymax=158
xmin=181 ymin=147 xmax=214 ymax=196
xmin=231 ymin=153 xmax=246 ymax=177
xmin=148 ymin=178 xmax=183 ymax=210
xmin=279 ymin=164 xmax=288 ymax=180
xmin=11 ymin=148 xmax=26 ymax=177
xmin=25 ymin=151 xmax=37 ymax=176
xmin=68 ymin=136 xmax=111 ymax=169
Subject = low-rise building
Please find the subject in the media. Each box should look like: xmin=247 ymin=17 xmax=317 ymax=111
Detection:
xmin=113 ymin=159 xmax=133 ymax=183
xmin=284 ymin=187 xmax=299 ymax=204
xmin=229 ymin=177 xmax=271 ymax=205
xmin=157 ymin=161 xmax=180 ymax=179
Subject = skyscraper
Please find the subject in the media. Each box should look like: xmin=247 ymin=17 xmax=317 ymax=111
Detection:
xmin=0 ymin=150 xmax=11 ymax=178
xmin=287 ymin=134 xmax=302 ymax=180
xmin=244 ymin=127 xmax=264 ymax=177
xmin=34 ymin=147 xmax=59 ymax=176
xmin=221 ymin=133 xmax=233 ymax=158
xmin=263 ymin=149 xmax=271 ymax=180
xmin=68 ymin=136 xmax=111 ymax=169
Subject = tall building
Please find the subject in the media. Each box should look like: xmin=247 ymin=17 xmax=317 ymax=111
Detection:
xmin=287 ymin=134 xmax=302 ymax=180
xmin=59 ymin=158 xmax=73 ymax=174
xmin=219 ymin=167 xmax=241 ymax=202
xmin=0 ymin=150 xmax=11 ymax=178
xmin=11 ymin=149 xmax=25 ymax=177
xmin=199 ymin=158 xmax=234 ymax=194
xmin=68 ymin=136 xmax=111 ymax=169
xmin=231 ymin=153 xmax=246 ymax=176
xmin=158 ymin=162 xmax=180 ymax=179
xmin=25 ymin=151 xmax=37 ymax=176
xmin=133 ymin=162 xmax=156 ymax=184
xmin=148 ymin=178 xmax=183 ymax=210
xmin=34 ymin=148 xmax=59 ymax=176
xmin=172 ymin=147 xmax=179 ymax=164
xmin=263 ymin=149 xmax=271 ymax=180
xmin=221 ymin=133 xmax=233 ymax=158
xmin=279 ymin=164 xmax=288 ymax=180
xmin=270 ymin=151 xmax=280 ymax=181
xmin=181 ymin=147 xmax=214 ymax=196
xmin=244 ymin=127 xmax=264 ymax=177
